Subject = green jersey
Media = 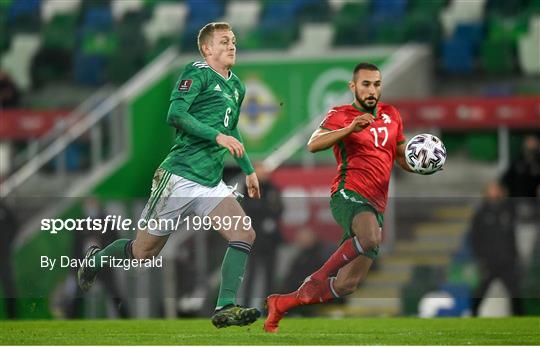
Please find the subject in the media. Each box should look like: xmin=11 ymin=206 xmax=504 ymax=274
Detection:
xmin=160 ymin=61 xmax=247 ymax=187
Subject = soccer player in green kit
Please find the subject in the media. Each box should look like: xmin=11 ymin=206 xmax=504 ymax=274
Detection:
xmin=78 ymin=22 xmax=262 ymax=328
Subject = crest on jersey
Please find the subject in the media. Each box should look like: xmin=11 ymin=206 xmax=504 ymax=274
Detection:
xmin=382 ymin=113 xmax=391 ymax=124
xmin=178 ymin=79 xmax=192 ymax=92
xmin=239 ymin=77 xmax=279 ymax=140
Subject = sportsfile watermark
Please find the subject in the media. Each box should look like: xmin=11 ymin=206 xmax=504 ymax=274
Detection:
xmin=40 ymin=214 xmax=252 ymax=234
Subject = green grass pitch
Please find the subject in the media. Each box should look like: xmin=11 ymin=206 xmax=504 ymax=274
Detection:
xmin=1 ymin=317 xmax=539 ymax=345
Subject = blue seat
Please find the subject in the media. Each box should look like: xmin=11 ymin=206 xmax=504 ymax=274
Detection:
xmin=454 ymin=23 xmax=484 ymax=50
xmin=74 ymin=52 xmax=107 ymax=86
xmin=7 ymin=0 xmax=40 ymax=21
xmin=186 ymin=0 xmax=223 ymax=24
xmin=372 ymin=0 xmax=407 ymax=20
xmin=442 ymin=39 xmax=475 ymax=74
xmin=82 ymin=7 xmax=113 ymax=31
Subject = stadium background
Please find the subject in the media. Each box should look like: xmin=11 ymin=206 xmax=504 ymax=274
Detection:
xmin=0 ymin=0 xmax=539 ymax=323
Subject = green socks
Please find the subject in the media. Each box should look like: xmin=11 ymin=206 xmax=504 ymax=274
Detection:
xmin=91 ymin=239 xmax=133 ymax=272
xmin=215 ymin=241 xmax=252 ymax=310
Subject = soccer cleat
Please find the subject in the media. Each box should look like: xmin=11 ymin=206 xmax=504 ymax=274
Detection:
xmin=77 ymin=245 xmax=101 ymax=292
xmin=263 ymin=294 xmax=286 ymax=333
xmin=211 ymin=305 xmax=261 ymax=328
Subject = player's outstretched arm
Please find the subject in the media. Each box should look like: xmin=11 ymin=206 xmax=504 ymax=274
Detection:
xmin=395 ymin=143 xmax=414 ymax=172
xmin=307 ymin=114 xmax=373 ymax=152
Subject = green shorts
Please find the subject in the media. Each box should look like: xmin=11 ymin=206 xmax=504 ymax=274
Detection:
xmin=330 ymin=189 xmax=384 ymax=260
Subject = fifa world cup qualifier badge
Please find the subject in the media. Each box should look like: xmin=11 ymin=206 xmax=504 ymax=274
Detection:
xmin=178 ymin=79 xmax=192 ymax=92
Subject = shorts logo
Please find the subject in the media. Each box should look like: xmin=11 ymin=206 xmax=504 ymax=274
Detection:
xmin=178 ymin=79 xmax=192 ymax=92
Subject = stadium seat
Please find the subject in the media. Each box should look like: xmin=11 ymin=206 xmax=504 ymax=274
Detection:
xmin=372 ymin=17 xmax=405 ymax=44
xmin=30 ymin=46 xmax=72 ymax=87
xmin=518 ymin=16 xmax=540 ymax=75
xmin=1 ymin=33 xmax=41 ymax=90
xmin=143 ymin=2 xmax=187 ymax=47
xmin=408 ymin=0 xmax=445 ymax=14
xmin=369 ymin=0 xmax=407 ymax=43
xmin=81 ymin=31 xmax=117 ymax=56
xmin=440 ymin=0 xmax=486 ymax=38
xmin=73 ymin=52 xmax=107 ymax=85
xmin=109 ymin=13 xmax=147 ymax=83
xmin=7 ymin=0 xmax=41 ymax=19
xmin=82 ymin=7 xmax=113 ymax=32
xmin=40 ymin=0 xmax=80 ymax=23
xmin=480 ymin=38 xmax=515 ymax=74
xmin=441 ymin=39 xmax=475 ymax=74
xmin=290 ymin=22 xmax=334 ymax=54
xmin=297 ymin=0 xmax=332 ymax=23
xmin=372 ymin=0 xmax=407 ymax=21
xmin=332 ymin=1 xmax=371 ymax=46
xmin=7 ymin=0 xmax=42 ymax=32
xmin=145 ymin=34 xmax=178 ymax=62
xmin=485 ymin=0 xmax=526 ymax=17
xmin=238 ymin=1 xmax=300 ymax=50
xmin=111 ymin=0 xmax=143 ymax=20
xmin=0 ymin=9 xmax=10 ymax=54
xmin=403 ymin=8 xmax=442 ymax=46
xmin=180 ymin=0 xmax=225 ymax=52
xmin=453 ymin=23 xmax=484 ymax=49
xmin=42 ymin=13 xmax=77 ymax=51
xmin=222 ymin=0 xmax=261 ymax=34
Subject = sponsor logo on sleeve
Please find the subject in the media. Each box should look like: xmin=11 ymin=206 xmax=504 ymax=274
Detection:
xmin=178 ymin=79 xmax=193 ymax=92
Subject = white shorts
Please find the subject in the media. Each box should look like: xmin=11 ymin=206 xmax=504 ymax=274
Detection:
xmin=140 ymin=168 xmax=234 ymax=236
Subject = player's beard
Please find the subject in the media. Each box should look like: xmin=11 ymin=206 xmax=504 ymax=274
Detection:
xmin=356 ymin=92 xmax=379 ymax=111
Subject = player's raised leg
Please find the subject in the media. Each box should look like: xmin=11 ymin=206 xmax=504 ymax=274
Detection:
xmin=264 ymin=210 xmax=380 ymax=333
xmin=209 ymin=196 xmax=260 ymax=328
xmin=298 ymin=211 xmax=380 ymax=301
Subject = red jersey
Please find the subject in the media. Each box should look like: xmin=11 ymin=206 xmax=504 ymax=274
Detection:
xmin=320 ymin=102 xmax=406 ymax=212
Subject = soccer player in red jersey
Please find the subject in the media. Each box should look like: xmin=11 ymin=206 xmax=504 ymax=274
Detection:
xmin=264 ymin=62 xmax=422 ymax=333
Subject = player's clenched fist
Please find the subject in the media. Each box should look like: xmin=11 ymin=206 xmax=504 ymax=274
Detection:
xmin=347 ymin=113 xmax=374 ymax=133
xmin=216 ymin=133 xmax=245 ymax=158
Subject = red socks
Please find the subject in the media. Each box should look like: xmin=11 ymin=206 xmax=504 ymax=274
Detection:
xmin=311 ymin=236 xmax=363 ymax=282
xmin=274 ymin=237 xmax=363 ymax=313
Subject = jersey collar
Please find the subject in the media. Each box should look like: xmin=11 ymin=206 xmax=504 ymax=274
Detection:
xmin=351 ymin=102 xmax=377 ymax=119
xmin=206 ymin=63 xmax=233 ymax=81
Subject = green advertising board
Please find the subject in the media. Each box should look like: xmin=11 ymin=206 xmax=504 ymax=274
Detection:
xmin=171 ymin=53 xmax=390 ymax=160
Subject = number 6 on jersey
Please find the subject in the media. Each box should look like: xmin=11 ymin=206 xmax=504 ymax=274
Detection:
xmin=224 ymin=107 xmax=231 ymax=127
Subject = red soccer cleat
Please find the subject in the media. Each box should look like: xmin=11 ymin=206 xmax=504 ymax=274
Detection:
xmin=264 ymin=294 xmax=293 ymax=333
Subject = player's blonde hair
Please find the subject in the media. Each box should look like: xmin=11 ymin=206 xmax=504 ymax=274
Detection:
xmin=197 ymin=22 xmax=232 ymax=57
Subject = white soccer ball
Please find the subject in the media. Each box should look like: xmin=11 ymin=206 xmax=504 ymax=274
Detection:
xmin=405 ymin=134 xmax=446 ymax=175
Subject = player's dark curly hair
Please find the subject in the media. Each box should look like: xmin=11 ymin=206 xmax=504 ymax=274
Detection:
xmin=353 ymin=62 xmax=380 ymax=75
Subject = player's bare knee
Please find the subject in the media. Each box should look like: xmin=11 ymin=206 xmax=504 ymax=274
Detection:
xmin=352 ymin=215 xmax=380 ymax=251
xmin=358 ymin=230 xmax=381 ymax=251
xmin=236 ymin=228 xmax=255 ymax=245
xmin=132 ymin=242 xmax=159 ymax=260
xmin=132 ymin=248 xmax=156 ymax=260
